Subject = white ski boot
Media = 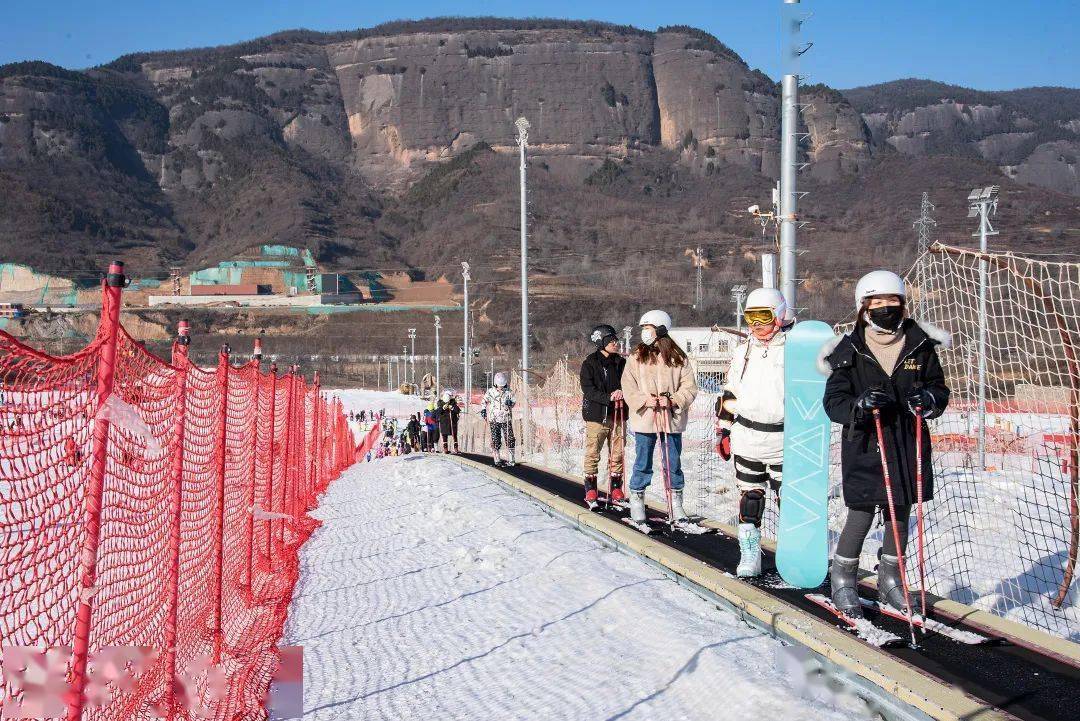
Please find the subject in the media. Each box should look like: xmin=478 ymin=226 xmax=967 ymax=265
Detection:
xmin=492 ymin=450 xmax=504 ymax=467
xmin=671 ymin=489 xmax=688 ymax=521
xmin=505 ymin=449 xmax=516 ymax=467
xmin=736 ymin=523 xmax=762 ymax=577
xmin=629 ymin=490 xmax=647 ymax=522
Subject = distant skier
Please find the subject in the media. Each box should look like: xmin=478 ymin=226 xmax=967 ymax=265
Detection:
xmin=423 ymin=402 xmax=439 ymax=452
xmin=718 ymin=288 xmax=790 ymax=577
xmin=482 ymin=373 xmax=516 ymax=466
xmin=437 ymin=389 xmax=462 ymax=454
xmin=406 ymin=413 xmax=422 ymax=450
xmin=822 ymin=270 xmax=950 ymax=618
xmin=579 ymin=324 xmax=627 ymax=507
xmin=621 ymin=310 xmax=699 ymax=528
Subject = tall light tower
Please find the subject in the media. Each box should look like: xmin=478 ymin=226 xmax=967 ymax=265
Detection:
xmin=968 ymin=185 xmax=999 ymax=472
xmin=461 ymin=261 xmax=471 ymax=412
xmin=686 ymin=247 xmax=708 ymax=310
xmin=912 ymin=191 xmax=937 ymax=317
xmin=622 ymin=326 xmax=632 ymax=355
xmin=516 ymin=116 xmax=531 ymax=455
xmin=730 ymin=285 xmax=748 ymax=331
xmin=433 ymin=315 xmax=441 ymax=395
xmin=408 ymin=328 xmax=417 ymax=385
xmin=780 ymin=0 xmax=810 ymax=312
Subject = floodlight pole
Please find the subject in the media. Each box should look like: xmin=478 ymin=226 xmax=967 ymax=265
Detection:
xmin=623 ymin=326 xmax=632 ymax=355
xmin=516 ymin=116 xmax=531 ymax=457
xmin=779 ymin=0 xmax=803 ymax=312
xmin=731 ymin=286 xmax=748 ymax=331
xmin=462 ymin=262 xmax=471 ymax=412
xmin=408 ymin=328 xmax=417 ymax=385
xmin=434 ymin=316 xmax=442 ymax=395
xmin=970 ymin=187 xmax=999 ymax=471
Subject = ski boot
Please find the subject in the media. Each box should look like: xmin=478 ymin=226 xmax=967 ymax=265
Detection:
xmin=629 ymin=490 xmax=647 ymax=524
xmin=609 ymin=474 xmax=626 ymax=505
xmin=492 ymin=450 xmax=504 ymax=467
xmin=584 ymin=475 xmax=599 ymax=510
xmin=505 ymin=449 xmax=516 ymax=467
xmin=736 ymin=523 xmax=762 ymax=577
xmin=877 ymin=554 xmax=909 ymax=612
xmin=830 ymin=555 xmax=864 ymax=618
xmin=671 ymin=489 xmax=688 ymax=522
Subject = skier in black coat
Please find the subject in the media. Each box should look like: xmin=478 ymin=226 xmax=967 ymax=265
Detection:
xmin=579 ymin=324 xmax=627 ymax=505
xmin=821 ymin=270 xmax=950 ymax=618
xmin=436 ymin=391 xmax=462 ymax=453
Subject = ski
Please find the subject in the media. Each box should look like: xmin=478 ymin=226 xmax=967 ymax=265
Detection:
xmin=586 ymin=499 xmax=599 ymax=511
xmin=621 ymin=517 xmax=660 ymax=535
xmin=805 ymin=594 xmax=904 ymax=647
xmin=858 ymin=599 xmax=992 ymax=645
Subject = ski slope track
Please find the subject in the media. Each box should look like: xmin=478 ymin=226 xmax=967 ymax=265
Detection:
xmin=280 ymin=455 xmax=862 ymax=720
xmin=452 ymin=454 xmax=1080 ymax=721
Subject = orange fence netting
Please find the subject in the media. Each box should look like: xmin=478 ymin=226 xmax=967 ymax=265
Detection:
xmin=0 ymin=262 xmax=356 ymax=719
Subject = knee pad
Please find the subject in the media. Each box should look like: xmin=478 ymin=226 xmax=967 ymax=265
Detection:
xmin=739 ymin=489 xmax=767 ymax=526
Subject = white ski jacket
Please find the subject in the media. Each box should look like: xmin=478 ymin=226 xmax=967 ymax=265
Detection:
xmin=482 ymin=387 xmax=514 ymax=424
xmin=724 ymin=332 xmax=786 ymax=464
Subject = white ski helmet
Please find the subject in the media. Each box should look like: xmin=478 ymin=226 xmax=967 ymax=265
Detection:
xmin=441 ymin=389 xmax=453 ymax=402
xmin=854 ymin=270 xmax=906 ymax=311
xmin=493 ymin=372 xmax=508 ymax=388
xmin=744 ymin=287 xmax=788 ymax=318
xmin=638 ymin=309 xmax=672 ymax=331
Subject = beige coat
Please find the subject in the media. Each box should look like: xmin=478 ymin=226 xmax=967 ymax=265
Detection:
xmin=621 ymin=353 xmax=699 ymax=434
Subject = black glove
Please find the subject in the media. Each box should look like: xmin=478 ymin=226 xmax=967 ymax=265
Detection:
xmin=855 ymin=387 xmax=893 ymax=413
xmin=480 ymin=408 xmax=487 ymax=420
xmin=905 ymin=387 xmax=935 ymax=417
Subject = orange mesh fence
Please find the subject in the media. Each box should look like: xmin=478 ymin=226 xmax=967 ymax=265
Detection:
xmin=0 ymin=262 xmax=355 ymax=720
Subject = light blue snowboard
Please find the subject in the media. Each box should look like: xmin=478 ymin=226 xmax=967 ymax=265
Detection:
xmin=776 ymin=320 xmax=836 ymax=589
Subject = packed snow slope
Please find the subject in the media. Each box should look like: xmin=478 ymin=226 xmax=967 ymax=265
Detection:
xmin=282 ymin=454 xmax=859 ymax=720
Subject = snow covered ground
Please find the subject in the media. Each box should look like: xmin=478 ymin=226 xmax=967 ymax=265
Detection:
xmin=280 ymin=454 xmax=861 ymax=720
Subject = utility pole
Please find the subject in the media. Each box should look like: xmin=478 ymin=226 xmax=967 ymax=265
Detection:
xmin=461 ymin=261 xmax=471 ymax=412
xmin=780 ymin=0 xmax=810 ymax=311
xmin=623 ymin=326 xmax=632 ymax=355
xmin=730 ymin=285 xmax=748 ymax=331
xmin=516 ymin=116 xmax=531 ymax=456
xmin=912 ymin=191 xmax=937 ymax=317
xmin=408 ymin=328 xmax=417 ymax=385
xmin=434 ymin=315 xmax=441 ymax=396
xmin=968 ymin=185 xmax=999 ymax=472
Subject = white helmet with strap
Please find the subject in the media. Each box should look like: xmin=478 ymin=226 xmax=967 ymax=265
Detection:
xmin=638 ymin=309 xmax=672 ymax=331
xmin=744 ymin=287 xmax=787 ymax=317
xmin=493 ymin=372 xmax=508 ymax=388
xmin=854 ymin=270 xmax=906 ymax=311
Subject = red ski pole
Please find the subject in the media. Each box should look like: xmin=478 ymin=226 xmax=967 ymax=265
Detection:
xmin=872 ymin=409 xmax=918 ymax=647
xmin=915 ymin=406 xmax=927 ymax=629
xmin=607 ymin=400 xmax=624 ymax=508
xmin=653 ymin=397 xmax=676 ymax=529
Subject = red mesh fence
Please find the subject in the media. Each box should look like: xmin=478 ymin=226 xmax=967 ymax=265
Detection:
xmin=0 ymin=263 xmax=355 ymax=719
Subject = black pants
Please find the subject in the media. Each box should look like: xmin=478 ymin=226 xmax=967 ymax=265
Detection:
xmin=835 ymin=504 xmax=911 ymax=558
xmin=490 ymin=420 xmax=515 ymax=451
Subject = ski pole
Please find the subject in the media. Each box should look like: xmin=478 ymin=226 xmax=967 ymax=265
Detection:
xmin=872 ymin=408 xmax=919 ymax=648
xmin=653 ymin=396 xmax=676 ymax=529
xmin=607 ymin=400 xmax=623 ymax=508
xmin=915 ymin=405 xmax=927 ymax=630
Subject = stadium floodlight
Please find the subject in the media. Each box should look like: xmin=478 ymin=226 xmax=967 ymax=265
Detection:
xmin=966 ymin=185 xmax=1001 ymax=472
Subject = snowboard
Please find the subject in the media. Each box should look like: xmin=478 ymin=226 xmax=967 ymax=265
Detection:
xmin=776 ymin=320 xmax=836 ymax=589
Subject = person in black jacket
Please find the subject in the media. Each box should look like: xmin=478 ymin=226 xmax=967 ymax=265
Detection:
xmin=822 ymin=270 xmax=950 ymax=618
xmin=580 ymin=324 xmax=627 ymax=505
xmin=436 ymin=390 xmax=462 ymax=454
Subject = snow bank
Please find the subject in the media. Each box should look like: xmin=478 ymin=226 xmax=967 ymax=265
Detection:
xmin=280 ymin=455 xmax=860 ymax=720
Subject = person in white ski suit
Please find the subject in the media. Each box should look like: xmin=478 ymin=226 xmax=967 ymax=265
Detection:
xmin=482 ymin=373 xmax=516 ymax=466
xmin=718 ymin=288 xmax=790 ymax=577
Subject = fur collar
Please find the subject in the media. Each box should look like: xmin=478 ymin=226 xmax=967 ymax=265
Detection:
xmin=814 ymin=318 xmax=951 ymax=376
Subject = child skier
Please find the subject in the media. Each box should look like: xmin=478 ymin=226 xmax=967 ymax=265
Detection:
xmin=579 ymin=324 xmax=627 ymax=507
xmin=482 ymin=373 xmax=516 ymax=466
xmin=437 ymin=390 xmax=461 ymax=454
xmin=423 ymin=402 xmax=439 ymax=452
xmin=718 ymin=287 xmax=790 ymax=577
xmin=822 ymin=270 xmax=950 ymax=618
xmin=621 ymin=310 xmax=698 ymax=528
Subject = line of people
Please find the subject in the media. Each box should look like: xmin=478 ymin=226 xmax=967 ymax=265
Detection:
xmin=577 ymin=269 xmax=950 ymax=617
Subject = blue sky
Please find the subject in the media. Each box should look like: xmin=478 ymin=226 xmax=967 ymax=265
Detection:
xmin=2 ymin=0 xmax=1077 ymax=90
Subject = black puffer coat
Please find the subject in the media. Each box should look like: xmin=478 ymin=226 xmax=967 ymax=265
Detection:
xmin=580 ymin=350 xmax=625 ymax=423
xmin=437 ymin=399 xmax=461 ymax=436
xmin=823 ymin=319 xmax=950 ymax=507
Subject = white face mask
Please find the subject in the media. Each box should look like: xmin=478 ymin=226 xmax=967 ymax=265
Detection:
xmin=641 ymin=327 xmax=657 ymax=346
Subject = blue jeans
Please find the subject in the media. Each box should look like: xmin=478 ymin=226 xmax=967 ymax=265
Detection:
xmin=630 ymin=432 xmax=684 ymax=492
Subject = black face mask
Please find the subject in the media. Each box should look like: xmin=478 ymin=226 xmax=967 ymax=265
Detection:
xmin=867 ymin=305 xmax=904 ymax=332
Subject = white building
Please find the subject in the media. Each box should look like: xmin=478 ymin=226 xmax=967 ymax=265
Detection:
xmin=667 ymin=326 xmax=744 ymax=393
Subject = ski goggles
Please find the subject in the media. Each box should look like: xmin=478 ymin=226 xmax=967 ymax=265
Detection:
xmin=743 ymin=308 xmax=777 ymax=326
